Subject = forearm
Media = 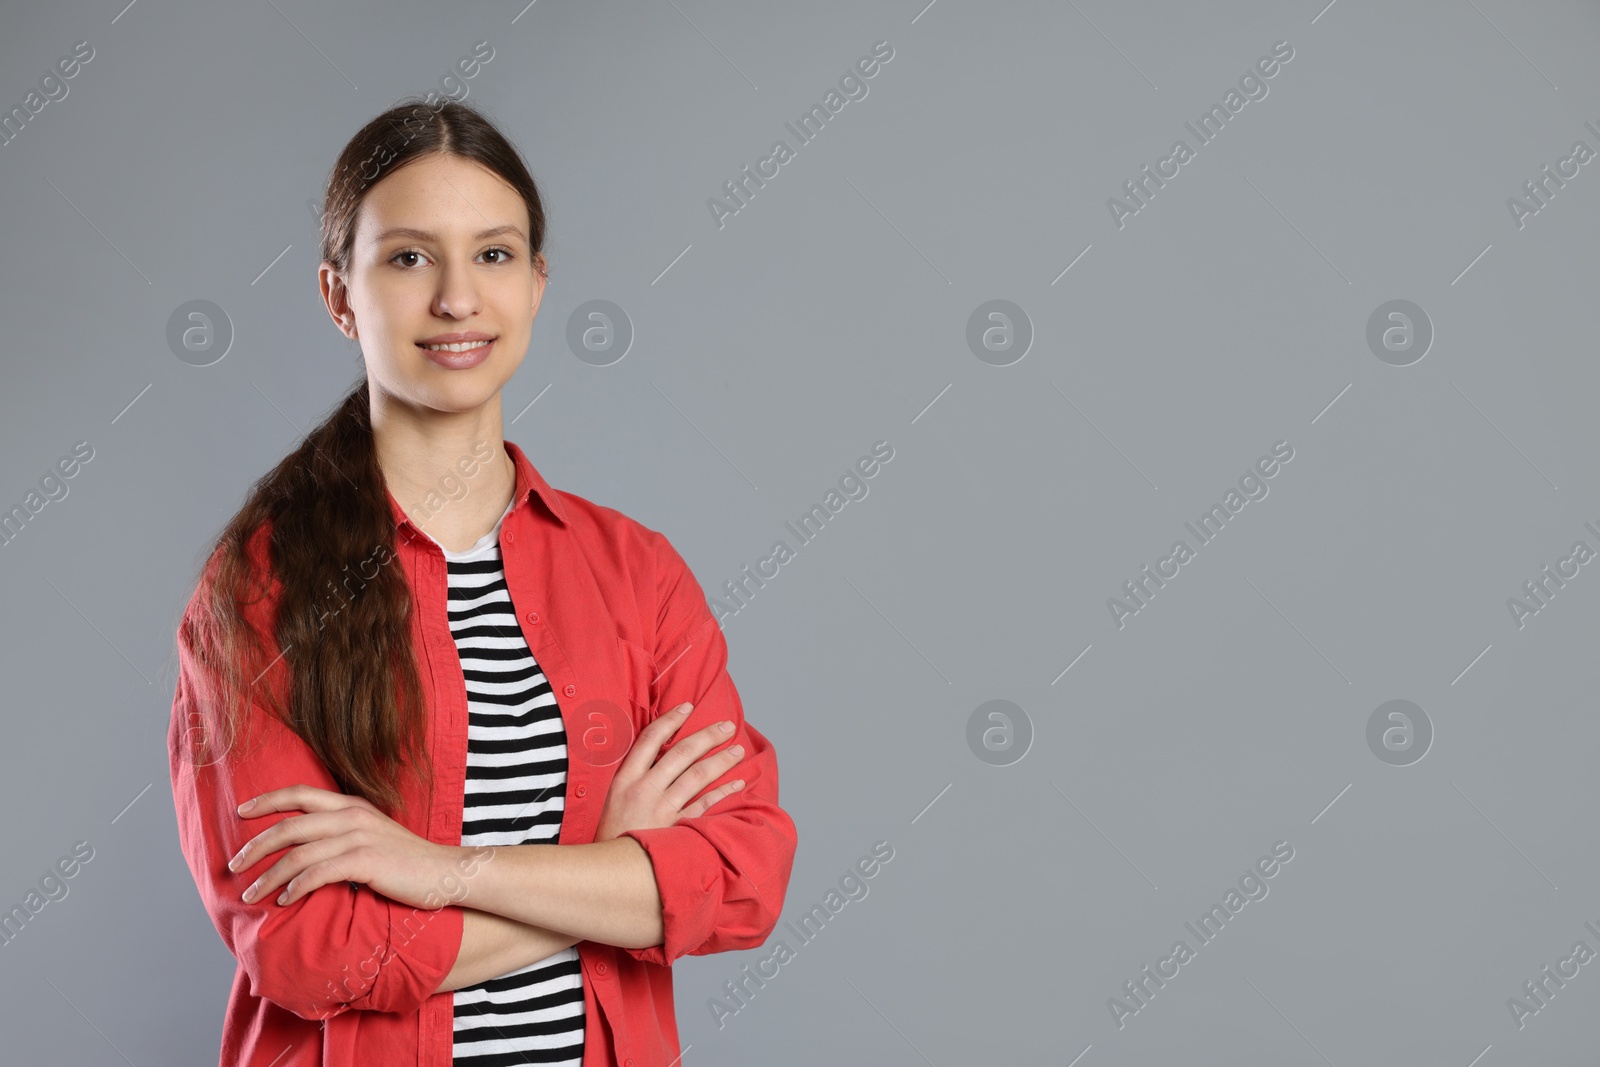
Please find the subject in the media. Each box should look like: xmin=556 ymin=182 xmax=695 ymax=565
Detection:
xmin=463 ymin=838 xmax=663 ymax=949
xmin=435 ymin=907 xmax=581 ymax=993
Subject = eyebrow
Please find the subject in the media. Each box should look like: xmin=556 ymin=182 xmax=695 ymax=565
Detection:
xmin=372 ymin=225 xmax=527 ymax=244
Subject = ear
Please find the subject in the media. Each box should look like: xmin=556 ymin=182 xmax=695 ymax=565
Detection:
xmin=318 ymin=261 xmax=359 ymax=340
xmin=531 ymin=253 xmax=549 ymax=310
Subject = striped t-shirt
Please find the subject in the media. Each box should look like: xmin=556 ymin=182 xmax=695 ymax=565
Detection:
xmin=426 ymin=500 xmax=586 ymax=1066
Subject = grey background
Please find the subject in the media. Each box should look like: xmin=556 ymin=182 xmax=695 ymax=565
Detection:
xmin=2 ymin=0 xmax=1597 ymax=1063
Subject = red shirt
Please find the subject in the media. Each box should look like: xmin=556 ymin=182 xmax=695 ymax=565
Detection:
xmin=167 ymin=439 xmax=797 ymax=1066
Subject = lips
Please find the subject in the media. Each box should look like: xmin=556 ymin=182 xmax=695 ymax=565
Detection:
xmin=417 ymin=331 xmax=496 ymax=351
xmin=417 ymin=335 xmax=495 ymax=369
xmin=418 ymin=340 xmax=492 ymax=354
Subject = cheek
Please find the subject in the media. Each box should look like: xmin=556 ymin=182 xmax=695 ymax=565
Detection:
xmin=496 ymin=278 xmax=539 ymax=317
xmin=492 ymin=296 xmax=537 ymax=349
xmin=348 ymin=296 xmax=425 ymax=382
xmin=349 ymin=276 xmax=410 ymax=333
xmin=488 ymin=336 xmax=528 ymax=378
xmin=357 ymin=283 xmax=439 ymax=353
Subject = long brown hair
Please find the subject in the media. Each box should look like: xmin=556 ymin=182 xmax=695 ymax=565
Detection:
xmin=180 ymin=98 xmax=548 ymax=819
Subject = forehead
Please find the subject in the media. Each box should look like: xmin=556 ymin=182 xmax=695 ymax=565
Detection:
xmin=355 ymin=154 xmax=528 ymax=243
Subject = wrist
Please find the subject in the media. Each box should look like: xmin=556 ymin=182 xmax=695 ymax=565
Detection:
xmin=428 ymin=843 xmax=493 ymax=911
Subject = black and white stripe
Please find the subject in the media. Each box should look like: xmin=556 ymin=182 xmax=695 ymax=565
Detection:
xmin=439 ymin=516 xmax=584 ymax=1067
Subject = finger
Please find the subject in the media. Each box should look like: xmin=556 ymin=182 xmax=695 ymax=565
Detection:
xmin=659 ymin=741 xmax=744 ymax=812
xmin=273 ymin=858 xmax=339 ymax=907
xmin=241 ymin=839 xmax=357 ymax=905
xmin=614 ymin=703 xmax=694 ymax=781
xmin=229 ymin=809 xmax=364 ymax=874
xmin=237 ymin=784 xmax=371 ymax=818
xmin=644 ymin=719 xmax=738 ymax=794
xmin=678 ymin=778 xmax=746 ymax=821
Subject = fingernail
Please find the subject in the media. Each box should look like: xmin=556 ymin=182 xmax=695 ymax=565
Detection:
xmin=732 ymin=779 xmax=745 ymax=789
xmin=729 ymin=745 xmax=744 ymax=757
xmin=237 ymin=798 xmax=256 ymax=814
xmin=719 ymin=721 xmax=734 ymax=733
xmin=678 ymin=704 xmax=694 ymax=715
xmin=227 ymin=855 xmax=241 ymax=871
xmin=242 ymin=884 xmax=256 ymax=902
xmin=277 ymin=891 xmax=288 ymax=905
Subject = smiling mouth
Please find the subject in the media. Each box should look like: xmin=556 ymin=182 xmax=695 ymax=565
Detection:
xmin=418 ymin=339 xmax=494 ymax=352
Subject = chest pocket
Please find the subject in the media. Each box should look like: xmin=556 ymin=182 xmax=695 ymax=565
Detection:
xmin=558 ymin=632 xmax=655 ymax=773
xmin=616 ymin=633 xmax=657 ymax=740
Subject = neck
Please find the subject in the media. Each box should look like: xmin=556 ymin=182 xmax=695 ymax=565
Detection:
xmin=370 ymin=395 xmax=516 ymax=552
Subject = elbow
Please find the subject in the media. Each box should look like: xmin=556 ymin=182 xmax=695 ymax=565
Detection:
xmin=228 ymin=892 xmax=461 ymax=1019
xmin=703 ymin=890 xmax=787 ymax=956
xmin=754 ymin=895 xmax=786 ymax=944
xmin=695 ymin=856 xmax=797 ymax=958
xmin=756 ymin=816 xmax=798 ymax=941
xmin=239 ymin=938 xmax=366 ymax=1021
xmin=722 ymin=811 xmax=795 ymax=948
xmin=241 ymin=963 xmax=344 ymax=1021
xmin=235 ymin=918 xmax=398 ymax=1020
xmin=733 ymin=867 xmax=792 ymax=951
xmin=696 ymin=923 xmax=777 ymax=958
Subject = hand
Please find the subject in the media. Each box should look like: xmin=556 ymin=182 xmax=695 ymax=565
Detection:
xmin=594 ymin=703 xmax=748 ymax=843
xmin=229 ymin=785 xmax=460 ymax=911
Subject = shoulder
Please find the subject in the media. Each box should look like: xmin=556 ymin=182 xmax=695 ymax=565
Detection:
xmin=181 ymin=519 xmax=281 ymax=637
xmin=544 ymin=485 xmax=677 ymax=572
xmin=540 ymin=486 xmax=710 ymax=642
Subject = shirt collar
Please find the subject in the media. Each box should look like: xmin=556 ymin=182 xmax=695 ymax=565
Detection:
xmin=385 ymin=438 xmax=569 ymax=536
xmin=505 ymin=438 xmax=569 ymax=526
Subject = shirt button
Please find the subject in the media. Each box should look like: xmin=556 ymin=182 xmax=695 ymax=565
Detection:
xmin=574 ymin=785 xmax=587 ymax=798
xmin=624 ymin=1060 xmax=634 ymax=1067
xmin=526 ymin=611 xmax=539 ymax=624
xmin=504 ymin=530 xmax=515 ymax=544
xmin=595 ymin=962 xmax=609 ymax=976
xmin=564 ymin=684 xmax=576 ymax=697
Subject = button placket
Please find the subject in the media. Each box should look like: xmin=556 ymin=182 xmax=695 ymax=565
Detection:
xmin=498 ymin=506 xmax=626 ymax=849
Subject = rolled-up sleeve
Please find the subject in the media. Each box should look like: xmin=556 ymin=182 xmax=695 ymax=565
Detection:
xmin=167 ymin=598 xmax=464 ymax=1020
xmin=616 ymin=530 xmax=798 ymax=966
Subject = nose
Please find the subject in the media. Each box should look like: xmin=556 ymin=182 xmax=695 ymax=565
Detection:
xmin=431 ymin=258 xmax=482 ymax=319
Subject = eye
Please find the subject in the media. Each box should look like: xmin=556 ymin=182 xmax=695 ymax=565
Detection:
xmin=387 ymin=247 xmax=515 ymax=269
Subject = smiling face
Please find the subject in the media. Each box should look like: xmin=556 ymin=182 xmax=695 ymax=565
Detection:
xmin=318 ymin=151 xmax=548 ymax=415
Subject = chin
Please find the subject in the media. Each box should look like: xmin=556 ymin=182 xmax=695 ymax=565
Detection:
xmin=432 ymin=378 xmax=508 ymax=407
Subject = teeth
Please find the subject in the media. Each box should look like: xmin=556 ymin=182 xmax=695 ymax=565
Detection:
xmin=421 ymin=340 xmax=490 ymax=352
